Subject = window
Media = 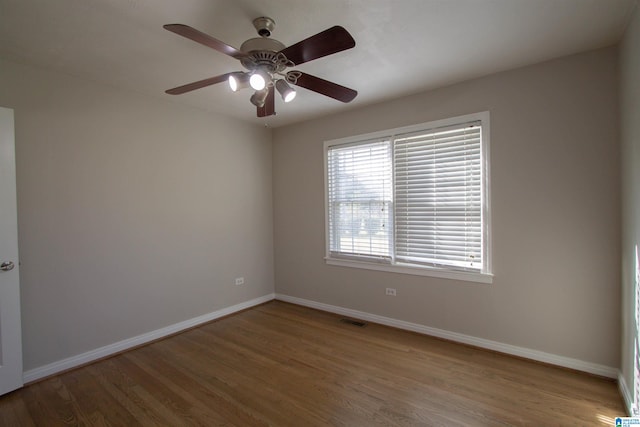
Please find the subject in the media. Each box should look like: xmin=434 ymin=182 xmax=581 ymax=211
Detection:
xmin=327 ymin=140 xmax=393 ymax=261
xmin=325 ymin=112 xmax=492 ymax=283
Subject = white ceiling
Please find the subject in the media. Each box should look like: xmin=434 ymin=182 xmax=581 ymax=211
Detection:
xmin=0 ymin=0 xmax=637 ymax=127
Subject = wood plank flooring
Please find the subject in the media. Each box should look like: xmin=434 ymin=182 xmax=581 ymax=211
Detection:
xmin=0 ymin=301 xmax=626 ymax=426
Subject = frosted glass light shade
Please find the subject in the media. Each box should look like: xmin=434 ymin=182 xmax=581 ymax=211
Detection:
xmin=250 ymin=89 xmax=269 ymax=107
xmin=276 ymin=79 xmax=296 ymax=103
xmin=249 ymin=72 xmax=267 ymax=91
xmin=229 ymin=73 xmax=250 ymax=92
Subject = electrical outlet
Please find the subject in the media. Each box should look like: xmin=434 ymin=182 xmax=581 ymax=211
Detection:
xmin=385 ymin=288 xmax=396 ymax=296
xmin=235 ymin=277 xmax=244 ymax=286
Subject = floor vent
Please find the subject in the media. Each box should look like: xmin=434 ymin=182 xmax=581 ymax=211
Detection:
xmin=340 ymin=318 xmax=367 ymax=327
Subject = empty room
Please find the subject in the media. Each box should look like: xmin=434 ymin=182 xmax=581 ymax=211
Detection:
xmin=1 ymin=0 xmax=639 ymax=425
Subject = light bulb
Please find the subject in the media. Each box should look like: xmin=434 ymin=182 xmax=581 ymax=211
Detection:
xmin=250 ymin=71 xmax=268 ymax=91
xmin=283 ymin=90 xmax=296 ymax=102
xmin=229 ymin=75 xmax=239 ymax=91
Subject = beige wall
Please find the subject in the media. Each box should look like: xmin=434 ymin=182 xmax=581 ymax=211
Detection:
xmin=273 ymin=47 xmax=620 ymax=367
xmin=621 ymin=3 xmax=640 ymax=413
xmin=0 ymin=41 xmax=624 ymax=376
xmin=0 ymin=59 xmax=274 ymax=371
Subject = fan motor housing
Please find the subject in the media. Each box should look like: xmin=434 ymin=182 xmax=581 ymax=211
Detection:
xmin=240 ymin=37 xmax=286 ymax=54
xmin=240 ymin=38 xmax=287 ymax=71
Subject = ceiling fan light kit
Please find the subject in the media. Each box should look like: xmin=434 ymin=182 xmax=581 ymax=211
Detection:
xmin=228 ymin=72 xmax=250 ymax=92
xmin=163 ymin=16 xmax=357 ymax=117
xmin=276 ymin=79 xmax=296 ymax=103
xmin=250 ymin=88 xmax=269 ymax=108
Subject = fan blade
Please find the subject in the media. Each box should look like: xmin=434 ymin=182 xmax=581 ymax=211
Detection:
xmin=279 ymin=26 xmax=355 ymax=66
xmin=164 ymin=24 xmax=245 ymax=59
xmin=291 ymin=72 xmax=357 ymax=103
xmin=257 ymin=86 xmax=276 ymax=117
xmin=166 ymin=73 xmax=233 ymax=95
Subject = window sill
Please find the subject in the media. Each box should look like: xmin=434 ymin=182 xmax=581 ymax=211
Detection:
xmin=325 ymin=257 xmax=493 ymax=284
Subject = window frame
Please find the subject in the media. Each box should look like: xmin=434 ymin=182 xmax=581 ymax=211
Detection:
xmin=323 ymin=112 xmax=493 ymax=284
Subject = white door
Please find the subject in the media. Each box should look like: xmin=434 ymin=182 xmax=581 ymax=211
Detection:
xmin=0 ymin=106 xmax=23 ymax=395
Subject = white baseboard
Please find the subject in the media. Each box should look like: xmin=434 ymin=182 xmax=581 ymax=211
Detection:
xmin=23 ymin=293 xmax=275 ymax=384
xmin=24 ymin=292 xmax=619 ymax=384
xmin=275 ymin=293 xmax=618 ymax=379
xmin=619 ymin=371 xmax=635 ymax=416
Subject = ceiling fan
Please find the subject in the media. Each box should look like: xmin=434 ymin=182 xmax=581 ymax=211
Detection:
xmin=164 ymin=17 xmax=358 ymax=117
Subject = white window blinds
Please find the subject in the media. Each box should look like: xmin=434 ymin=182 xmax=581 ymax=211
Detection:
xmin=394 ymin=122 xmax=482 ymax=271
xmin=327 ymin=140 xmax=393 ymax=260
xmin=325 ymin=113 xmax=490 ymax=280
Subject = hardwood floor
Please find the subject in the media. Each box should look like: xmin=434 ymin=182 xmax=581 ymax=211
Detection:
xmin=0 ymin=301 xmax=626 ymax=426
